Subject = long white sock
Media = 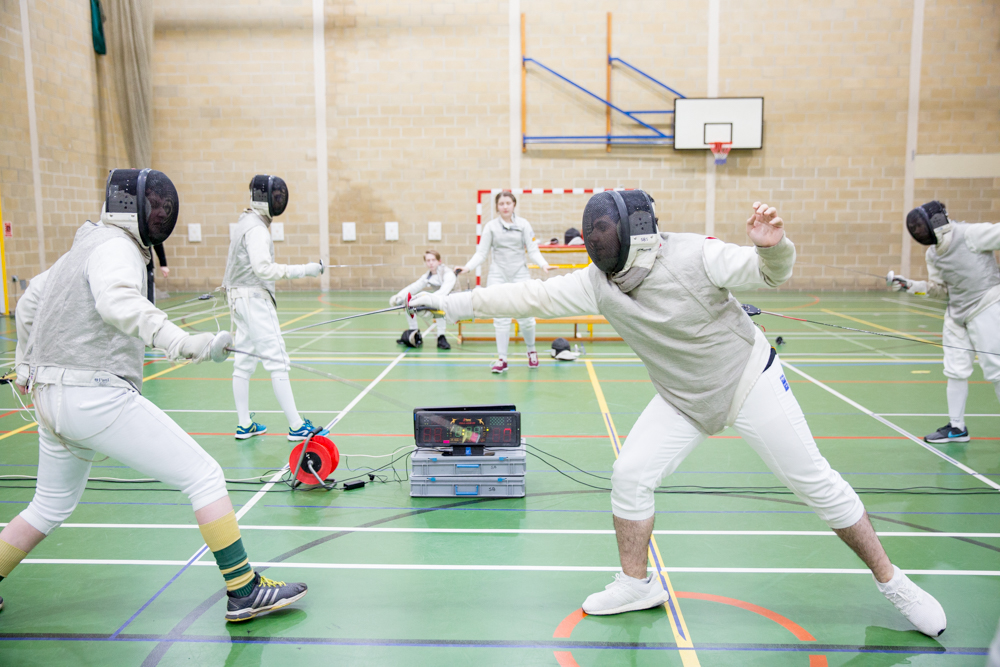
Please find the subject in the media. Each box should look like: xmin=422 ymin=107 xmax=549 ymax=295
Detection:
xmin=233 ymin=375 xmax=251 ymax=428
xmin=522 ymin=322 xmax=536 ymax=353
xmin=994 ymin=381 xmax=1000 ymax=407
xmin=947 ymin=378 xmax=969 ymax=430
xmin=407 ymin=312 xmax=419 ymax=331
xmin=495 ymin=324 xmax=510 ymax=360
xmin=271 ymin=372 xmax=303 ymax=431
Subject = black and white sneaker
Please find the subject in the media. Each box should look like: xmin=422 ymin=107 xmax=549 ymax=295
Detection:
xmin=226 ymin=573 xmax=307 ymax=622
xmin=924 ymin=423 xmax=970 ymax=444
xmin=437 ymin=335 xmax=451 ymax=350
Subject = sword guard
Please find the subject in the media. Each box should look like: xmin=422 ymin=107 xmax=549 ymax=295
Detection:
xmin=741 ymin=303 xmax=762 ymax=317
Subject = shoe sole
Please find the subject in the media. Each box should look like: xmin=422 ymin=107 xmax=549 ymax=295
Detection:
xmin=226 ymin=589 xmax=308 ymax=622
xmin=583 ymin=591 xmax=671 ymax=616
xmin=235 ymin=431 xmax=266 ymax=440
xmin=491 ymin=369 xmax=507 ymax=374
xmin=924 ymin=435 xmax=970 ymax=443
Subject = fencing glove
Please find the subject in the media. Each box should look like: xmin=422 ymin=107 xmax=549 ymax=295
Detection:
xmin=408 ymin=292 xmax=445 ymax=314
xmin=303 ymin=262 xmax=323 ymax=277
xmin=390 ymin=291 xmax=408 ymax=307
xmin=176 ymin=332 xmax=215 ymax=363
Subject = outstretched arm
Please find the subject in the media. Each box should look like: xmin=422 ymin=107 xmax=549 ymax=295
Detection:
xmin=964 ymin=222 xmax=1000 ymax=253
xmin=245 ymin=227 xmax=322 ymax=280
xmin=522 ymin=219 xmax=551 ymax=272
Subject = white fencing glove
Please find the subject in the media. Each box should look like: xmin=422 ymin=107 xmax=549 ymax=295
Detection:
xmin=303 ymin=262 xmax=323 ymax=277
xmin=390 ymin=291 xmax=407 ymax=307
xmin=889 ymin=274 xmax=911 ymax=292
xmin=408 ymin=292 xmax=445 ymax=314
xmin=176 ymin=332 xmax=214 ymax=364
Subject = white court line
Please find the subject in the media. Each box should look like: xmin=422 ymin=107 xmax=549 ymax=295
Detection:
xmin=323 ymin=352 xmax=406 ymax=431
xmin=879 ymin=413 xmax=1000 ymax=418
xmin=17 ymin=559 xmax=1000 ymax=576
xmin=880 ymin=297 xmax=946 ymax=314
xmin=782 ymin=361 xmax=1000 ymax=492
xmin=14 ymin=524 xmax=1000 ymax=538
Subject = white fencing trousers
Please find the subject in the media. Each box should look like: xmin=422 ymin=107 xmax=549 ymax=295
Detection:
xmin=230 ymin=291 xmax=303 ymax=430
xmin=942 ymin=301 xmax=1000 ymax=383
xmin=487 ymin=267 xmax=536 ymax=359
xmin=611 ymin=357 xmax=866 ymax=528
xmin=20 ymin=384 xmax=228 ymax=535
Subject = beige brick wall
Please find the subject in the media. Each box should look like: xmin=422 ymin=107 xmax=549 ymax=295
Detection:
xmin=2 ymin=0 xmax=997 ymax=295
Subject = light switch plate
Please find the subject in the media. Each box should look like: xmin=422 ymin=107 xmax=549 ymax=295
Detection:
xmin=188 ymin=223 xmax=202 ymax=243
xmin=427 ymin=221 xmax=442 ymax=241
xmin=270 ymin=222 xmax=284 ymax=242
xmin=385 ymin=221 xmax=399 ymax=241
xmin=342 ymin=222 xmax=356 ymax=242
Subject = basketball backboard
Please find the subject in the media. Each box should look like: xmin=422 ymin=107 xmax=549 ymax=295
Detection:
xmin=673 ymin=97 xmax=764 ymax=150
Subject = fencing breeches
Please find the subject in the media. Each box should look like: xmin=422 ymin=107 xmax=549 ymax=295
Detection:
xmin=21 ymin=384 xmax=228 ymax=535
xmin=610 ymin=357 xmax=865 ymax=529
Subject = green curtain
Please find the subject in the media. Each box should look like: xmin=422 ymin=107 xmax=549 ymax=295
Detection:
xmin=91 ymin=0 xmax=106 ymax=55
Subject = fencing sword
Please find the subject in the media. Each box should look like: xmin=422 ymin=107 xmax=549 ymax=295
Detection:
xmin=282 ymin=293 xmax=445 ymax=335
xmin=740 ymin=303 xmax=1000 ymax=358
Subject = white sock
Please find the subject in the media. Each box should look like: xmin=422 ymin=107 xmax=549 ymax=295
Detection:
xmin=994 ymin=381 xmax=1000 ymax=406
xmin=522 ymin=322 xmax=536 ymax=353
xmin=271 ymin=372 xmax=303 ymax=431
xmin=495 ymin=325 xmax=510 ymax=360
xmin=233 ymin=375 xmax=251 ymax=428
xmin=407 ymin=313 xmax=418 ymax=331
xmin=947 ymin=378 xmax=969 ymax=430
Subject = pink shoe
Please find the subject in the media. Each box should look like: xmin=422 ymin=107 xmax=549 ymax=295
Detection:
xmin=491 ymin=359 xmax=508 ymax=374
xmin=527 ymin=351 xmax=539 ymax=368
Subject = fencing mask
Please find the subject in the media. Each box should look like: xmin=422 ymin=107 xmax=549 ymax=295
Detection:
xmin=581 ymin=190 xmax=658 ymax=274
xmin=550 ymin=337 xmax=580 ymax=361
xmin=397 ymin=329 xmax=423 ymax=348
xmin=102 ymin=169 xmax=180 ymax=247
xmin=906 ymin=200 xmax=949 ymax=246
xmin=249 ymin=175 xmax=289 ymax=219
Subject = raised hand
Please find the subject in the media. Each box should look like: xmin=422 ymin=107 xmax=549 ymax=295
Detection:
xmin=746 ymin=201 xmax=785 ymax=248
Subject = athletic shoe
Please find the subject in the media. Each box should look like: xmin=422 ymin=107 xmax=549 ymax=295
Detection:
xmin=876 ymin=565 xmax=947 ymax=637
xmin=236 ymin=416 xmax=267 ymax=441
xmin=491 ymin=359 xmax=508 ymax=374
xmin=582 ymin=571 xmax=671 ymax=616
xmin=226 ymin=573 xmax=308 ymax=622
xmin=288 ymin=418 xmax=329 ymax=442
xmin=924 ymin=423 xmax=970 ymax=444
xmin=527 ymin=351 xmax=539 ymax=368
xmin=437 ymin=335 xmax=451 ymax=350
xmin=0 ymin=596 xmax=4 ymax=612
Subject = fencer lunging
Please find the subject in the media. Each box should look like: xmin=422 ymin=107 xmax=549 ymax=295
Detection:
xmin=891 ymin=200 xmax=1000 ymax=444
xmin=413 ymin=192 xmax=947 ymax=637
xmin=0 ymin=169 xmax=306 ymax=622
xmin=391 ymin=250 xmax=456 ymax=349
xmin=224 ymin=174 xmax=326 ymax=442
xmin=455 ymin=190 xmax=550 ymax=373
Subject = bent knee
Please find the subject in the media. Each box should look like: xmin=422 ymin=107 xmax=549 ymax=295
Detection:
xmin=186 ymin=461 xmax=228 ymax=512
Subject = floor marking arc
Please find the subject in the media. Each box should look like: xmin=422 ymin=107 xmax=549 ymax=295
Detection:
xmin=584 ymin=359 xmax=701 ymax=666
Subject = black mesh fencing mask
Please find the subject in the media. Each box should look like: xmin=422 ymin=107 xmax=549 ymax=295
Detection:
xmin=250 ymin=175 xmax=289 ymax=218
xmin=105 ymin=168 xmax=180 ymax=247
xmin=906 ymin=200 xmax=949 ymax=246
xmin=581 ymin=190 xmax=658 ymax=274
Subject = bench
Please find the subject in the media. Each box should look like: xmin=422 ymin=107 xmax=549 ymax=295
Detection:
xmin=456 ymin=315 xmax=621 ymax=343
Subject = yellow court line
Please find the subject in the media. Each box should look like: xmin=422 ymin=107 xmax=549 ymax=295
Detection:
xmin=904 ymin=307 xmax=944 ymax=321
xmin=280 ymin=308 xmax=324 ymax=329
xmin=584 ymin=360 xmax=701 ymax=666
xmin=144 ymin=363 xmax=189 ymax=382
xmin=179 ymin=313 xmax=227 ymax=329
xmin=820 ymin=309 xmax=938 ymax=345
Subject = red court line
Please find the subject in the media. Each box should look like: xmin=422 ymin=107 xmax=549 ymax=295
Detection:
xmin=675 ymin=592 xmax=816 ymax=641
xmin=784 ymin=294 xmax=821 ymax=310
xmin=553 ymin=652 xmax=580 ymax=667
xmin=552 ymin=608 xmax=586 ymax=638
xmin=810 ymin=656 xmax=829 ymax=666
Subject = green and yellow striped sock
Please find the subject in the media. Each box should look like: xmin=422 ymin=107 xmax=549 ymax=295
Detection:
xmin=0 ymin=539 xmax=27 ymax=582
xmin=199 ymin=512 xmax=256 ymax=597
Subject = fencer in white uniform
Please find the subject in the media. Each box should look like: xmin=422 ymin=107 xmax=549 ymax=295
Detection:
xmin=0 ymin=169 xmax=306 ymax=622
xmin=223 ymin=175 xmax=325 ymax=442
xmin=390 ymin=250 xmax=456 ymax=349
xmin=892 ymin=201 xmax=1000 ymax=444
xmin=455 ymin=191 xmax=550 ymax=373
xmin=413 ymin=191 xmax=947 ymax=637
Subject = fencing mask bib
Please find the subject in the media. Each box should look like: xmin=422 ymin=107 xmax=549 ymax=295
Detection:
xmin=906 ymin=200 xmax=949 ymax=246
xmin=102 ymin=169 xmax=180 ymax=247
xmin=250 ymin=175 xmax=289 ymax=219
xmin=581 ymin=190 xmax=659 ymax=274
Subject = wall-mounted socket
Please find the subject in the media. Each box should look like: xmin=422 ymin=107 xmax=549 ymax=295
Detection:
xmin=385 ymin=221 xmax=399 ymax=241
xmin=270 ymin=222 xmax=284 ymax=242
xmin=342 ymin=222 xmax=356 ymax=242
xmin=427 ymin=221 xmax=442 ymax=241
xmin=188 ymin=223 xmax=202 ymax=243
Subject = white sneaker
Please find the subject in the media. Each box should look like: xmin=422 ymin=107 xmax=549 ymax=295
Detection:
xmin=876 ymin=565 xmax=947 ymax=637
xmin=582 ymin=571 xmax=670 ymax=616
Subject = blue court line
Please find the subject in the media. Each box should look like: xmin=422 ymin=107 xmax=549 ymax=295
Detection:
xmin=110 ymin=545 xmax=210 ymax=639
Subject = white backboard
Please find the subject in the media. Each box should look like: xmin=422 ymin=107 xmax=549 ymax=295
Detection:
xmin=673 ymin=97 xmax=764 ymax=150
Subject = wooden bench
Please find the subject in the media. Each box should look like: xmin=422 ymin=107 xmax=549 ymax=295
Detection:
xmin=456 ymin=315 xmax=621 ymax=343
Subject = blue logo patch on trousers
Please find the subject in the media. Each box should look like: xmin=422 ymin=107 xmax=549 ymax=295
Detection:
xmin=780 ymin=374 xmax=789 ymax=391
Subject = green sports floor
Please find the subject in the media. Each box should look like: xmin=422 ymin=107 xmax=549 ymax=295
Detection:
xmin=0 ymin=290 xmax=997 ymax=666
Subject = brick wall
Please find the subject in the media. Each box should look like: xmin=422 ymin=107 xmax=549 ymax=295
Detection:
xmin=1 ymin=0 xmax=997 ymax=294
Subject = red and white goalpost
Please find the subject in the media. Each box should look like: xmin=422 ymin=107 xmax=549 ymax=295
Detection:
xmin=473 ymin=187 xmax=633 ymax=285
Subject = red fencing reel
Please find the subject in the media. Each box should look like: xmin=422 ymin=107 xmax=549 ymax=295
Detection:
xmin=288 ymin=435 xmax=340 ymax=485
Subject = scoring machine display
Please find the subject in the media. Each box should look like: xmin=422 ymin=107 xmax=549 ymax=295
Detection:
xmin=414 ymin=409 xmax=520 ymax=446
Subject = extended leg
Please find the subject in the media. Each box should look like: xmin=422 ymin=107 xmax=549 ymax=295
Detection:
xmin=493 ymin=317 xmax=511 ymax=361
xmin=832 ymin=512 xmax=893 ymax=582
xmin=520 ymin=317 xmax=537 ymax=354
xmin=929 ymin=312 xmax=975 ymax=442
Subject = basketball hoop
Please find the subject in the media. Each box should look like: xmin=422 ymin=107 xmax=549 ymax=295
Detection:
xmin=710 ymin=141 xmax=732 ymax=165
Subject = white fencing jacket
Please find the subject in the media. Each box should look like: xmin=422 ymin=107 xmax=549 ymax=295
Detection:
xmin=462 ymin=216 xmax=550 ymax=283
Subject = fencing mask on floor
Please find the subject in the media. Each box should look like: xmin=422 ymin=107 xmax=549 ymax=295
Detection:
xmin=581 ymin=190 xmax=659 ymax=275
xmin=249 ymin=175 xmax=289 ymax=219
xmin=102 ymin=168 xmax=180 ymax=247
xmin=550 ymin=337 xmax=580 ymax=361
xmin=906 ymin=200 xmax=949 ymax=246
xmin=397 ymin=329 xmax=423 ymax=348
